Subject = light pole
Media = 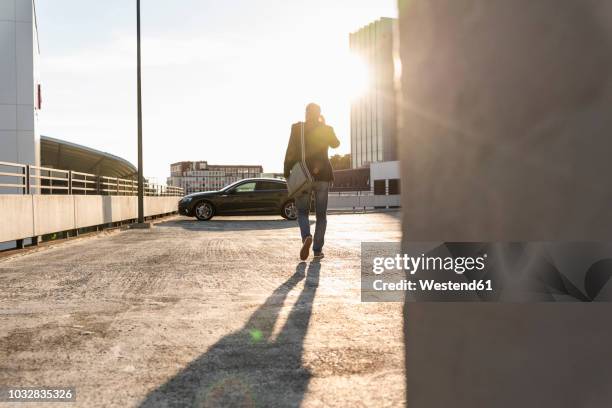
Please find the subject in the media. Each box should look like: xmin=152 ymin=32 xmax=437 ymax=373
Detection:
xmin=136 ymin=0 xmax=144 ymax=224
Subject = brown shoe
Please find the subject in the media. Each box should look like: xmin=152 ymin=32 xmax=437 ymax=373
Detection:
xmin=300 ymin=236 xmax=312 ymax=261
xmin=313 ymin=251 xmax=325 ymax=260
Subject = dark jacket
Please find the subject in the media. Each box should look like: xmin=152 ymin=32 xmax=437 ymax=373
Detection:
xmin=283 ymin=121 xmax=340 ymax=182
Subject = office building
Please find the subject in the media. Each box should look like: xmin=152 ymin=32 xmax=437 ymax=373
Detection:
xmin=0 ymin=0 xmax=41 ymax=182
xmin=350 ymin=17 xmax=397 ymax=168
xmin=167 ymin=161 xmax=263 ymax=194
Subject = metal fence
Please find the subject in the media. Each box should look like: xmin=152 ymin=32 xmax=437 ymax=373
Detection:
xmin=0 ymin=161 xmax=184 ymax=196
xmin=329 ymin=190 xmax=374 ymax=197
xmin=328 ymin=192 xmax=400 ymax=210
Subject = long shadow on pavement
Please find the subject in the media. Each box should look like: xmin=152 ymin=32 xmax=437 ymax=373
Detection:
xmin=156 ymin=218 xmax=313 ymax=232
xmin=138 ymin=261 xmax=320 ymax=407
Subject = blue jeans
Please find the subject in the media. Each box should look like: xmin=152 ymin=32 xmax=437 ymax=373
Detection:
xmin=296 ymin=181 xmax=329 ymax=253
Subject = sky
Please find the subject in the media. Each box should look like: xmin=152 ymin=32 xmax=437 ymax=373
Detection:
xmin=36 ymin=0 xmax=397 ymax=183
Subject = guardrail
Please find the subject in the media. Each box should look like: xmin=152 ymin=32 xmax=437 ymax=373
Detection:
xmin=329 ymin=190 xmax=374 ymax=196
xmin=328 ymin=192 xmax=400 ymax=210
xmin=0 ymin=161 xmax=183 ymax=196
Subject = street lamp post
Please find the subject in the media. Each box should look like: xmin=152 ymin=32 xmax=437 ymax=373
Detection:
xmin=136 ymin=0 xmax=144 ymax=224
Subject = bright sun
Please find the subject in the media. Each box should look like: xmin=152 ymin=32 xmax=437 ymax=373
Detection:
xmin=297 ymin=50 xmax=372 ymax=113
xmin=342 ymin=53 xmax=371 ymax=100
xmin=295 ymin=49 xmax=371 ymax=106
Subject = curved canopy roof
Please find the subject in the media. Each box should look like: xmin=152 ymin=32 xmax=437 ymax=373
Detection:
xmin=40 ymin=135 xmax=137 ymax=178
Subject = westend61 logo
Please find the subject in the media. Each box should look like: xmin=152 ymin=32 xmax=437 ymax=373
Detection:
xmin=361 ymin=242 xmax=496 ymax=302
xmin=372 ymin=253 xmax=487 ymax=275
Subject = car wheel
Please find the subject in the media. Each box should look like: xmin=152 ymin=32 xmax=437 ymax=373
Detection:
xmin=194 ymin=201 xmax=214 ymax=221
xmin=281 ymin=200 xmax=297 ymax=220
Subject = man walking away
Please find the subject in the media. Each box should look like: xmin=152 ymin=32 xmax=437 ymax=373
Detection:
xmin=284 ymin=103 xmax=340 ymax=261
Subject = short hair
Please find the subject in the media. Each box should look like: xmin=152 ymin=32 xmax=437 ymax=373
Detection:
xmin=306 ymin=103 xmax=321 ymax=115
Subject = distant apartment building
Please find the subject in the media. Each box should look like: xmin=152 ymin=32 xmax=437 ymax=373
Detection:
xmin=167 ymin=161 xmax=263 ymax=194
xmin=350 ymin=17 xmax=398 ymax=169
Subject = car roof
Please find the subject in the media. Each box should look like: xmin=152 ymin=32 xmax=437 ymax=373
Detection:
xmin=237 ymin=178 xmax=286 ymax=183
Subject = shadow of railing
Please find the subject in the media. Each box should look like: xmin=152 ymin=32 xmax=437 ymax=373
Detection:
xmin=138 ymin=261 xmax=321 ymax=407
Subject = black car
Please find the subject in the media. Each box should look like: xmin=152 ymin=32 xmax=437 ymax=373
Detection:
xmin=178 ymin=178 xmax=297 ymax=221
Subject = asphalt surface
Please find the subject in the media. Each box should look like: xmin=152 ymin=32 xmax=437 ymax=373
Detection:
xmin=0 ymin=213 xmax=404 ymax=407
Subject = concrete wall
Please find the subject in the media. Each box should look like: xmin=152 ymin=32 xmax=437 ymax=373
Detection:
xmin=74 ymin=196 xmax=108 ymax=227
xmin=33 ymin=194 xmax=75 ymax=236
xmin=0 ymin=194 xmax=34 ymax=241
xmin=0 ymin=195 xmax=179 ymax=243
xmin=397 ymin=0 xmax=612 ymax=406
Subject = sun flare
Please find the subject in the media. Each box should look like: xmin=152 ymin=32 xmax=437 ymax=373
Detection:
xmin=342 ymin=53 xmax=371 ymax=100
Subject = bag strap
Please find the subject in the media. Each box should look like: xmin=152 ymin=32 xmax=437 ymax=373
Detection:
xmin=300 ymin=122 xmax=306 ymax=164
xmin=299 ymin=122 xmax=313 ymax=181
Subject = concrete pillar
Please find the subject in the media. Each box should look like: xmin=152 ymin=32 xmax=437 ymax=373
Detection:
xmin=397 ymin=0 xmax=612 ymax=406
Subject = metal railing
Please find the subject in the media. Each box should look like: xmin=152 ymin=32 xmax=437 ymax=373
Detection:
xmin=0 ymin=160 xmax=184 ymax=196
xmin=0 ymin=161 xmax=26 ymax=191
xmin=328 ymin=190 xmax=374 ymax=196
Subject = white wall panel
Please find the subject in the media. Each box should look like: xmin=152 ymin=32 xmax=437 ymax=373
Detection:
xmin=0 ymin=130 xmax=17 ymax=161
xmin=17 ymin=130 xmax=34 ymax=163
xmin=16 ymin=104 xmax=32 ymax=130
xmin=15 ymin=0 xmax=31 ymax=22
xmin=0 ymin=104 xmax=16 ymax=130
xmin=0 ymin=20 xmax=16 ymax=104
xmin=0 ymin=0 xmax=16 ymax=20
xmin=15 ymin=21 xmax=33 ymax=106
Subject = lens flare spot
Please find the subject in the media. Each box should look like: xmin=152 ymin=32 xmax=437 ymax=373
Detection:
xmin=249 ymin=329 xmax=263 ymax=343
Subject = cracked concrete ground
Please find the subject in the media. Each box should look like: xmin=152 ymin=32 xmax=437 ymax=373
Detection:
xmin=0 ymin=213 xmax=404 ymax=407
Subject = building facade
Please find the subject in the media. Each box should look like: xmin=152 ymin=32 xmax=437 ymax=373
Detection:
xmin=370 ymin=160 xmax=400 ymax=196
xmin=331 ymin=168 xmax=370 ymax=192
xmin=167 ymin=161 xmax=263 ymax=194
xmin=350 ymin=17 xmax=397 ymax=169
xmin=0 ymin=0 xmax=41 ymax=192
